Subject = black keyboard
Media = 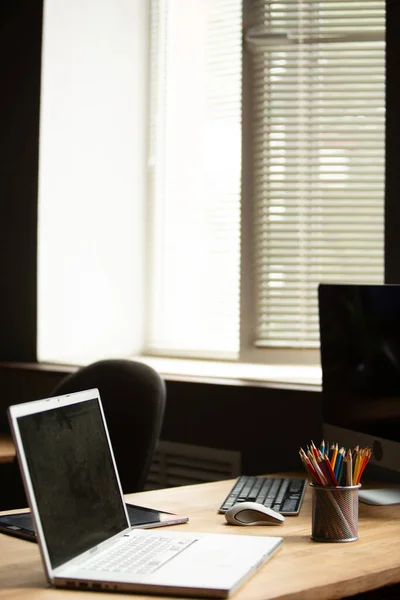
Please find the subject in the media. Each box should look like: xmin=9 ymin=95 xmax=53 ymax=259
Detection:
xmin=218 ymin=475 xmax=307 ymax=516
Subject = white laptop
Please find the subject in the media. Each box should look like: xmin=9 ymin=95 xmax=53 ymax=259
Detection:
xmin=8 ymin=388 xmax=283 ymax=598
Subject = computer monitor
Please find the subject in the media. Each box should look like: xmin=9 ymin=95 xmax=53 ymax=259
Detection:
xmin=318 ymin=283 xmax=400 ymax=503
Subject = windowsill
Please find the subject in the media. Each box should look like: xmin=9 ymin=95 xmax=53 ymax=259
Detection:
xmin=133 ymin=356 xmax=322 ymax=390
xmin=0 ymin=358 xmax=322 ymax=391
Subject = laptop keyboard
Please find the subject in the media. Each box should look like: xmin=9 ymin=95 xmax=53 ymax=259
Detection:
xmin=218 ymin=475 xmax=307 ymax=516
xmin=84 ymin=533 xmax=197 ymax=576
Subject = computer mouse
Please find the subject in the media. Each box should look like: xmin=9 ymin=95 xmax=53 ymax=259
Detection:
xmin=224 ymin=502 xmax=285 ymax=526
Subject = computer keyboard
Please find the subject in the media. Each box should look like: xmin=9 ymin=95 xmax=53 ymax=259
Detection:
xmin=218 ymin=475 xmax=307 ymax=516
xmin=84 ymin=532 xmax=197 ymax=575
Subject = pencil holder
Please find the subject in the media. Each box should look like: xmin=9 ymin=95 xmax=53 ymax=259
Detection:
xmin=311 ymin=483 xmax=361 ymax=543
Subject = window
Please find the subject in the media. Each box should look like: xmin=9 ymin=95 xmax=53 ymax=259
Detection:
xmin=243 ymin=0 xmax=386 ymax=364
xmin=37 ymin=0 xmax=385 ymax=375
xmin=147 ymin=0 xmax=242 ymax=359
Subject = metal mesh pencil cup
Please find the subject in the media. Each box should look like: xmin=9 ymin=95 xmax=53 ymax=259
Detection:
xmin=311 ymin=483 xmax=361 ymax=542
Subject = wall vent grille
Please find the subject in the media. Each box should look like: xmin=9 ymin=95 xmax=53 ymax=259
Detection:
xmin=145 ymin=440 xmax=241 ymax=490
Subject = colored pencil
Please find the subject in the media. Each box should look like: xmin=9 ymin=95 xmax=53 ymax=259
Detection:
xmin=299 ymin=440 xmax=371 ymax=488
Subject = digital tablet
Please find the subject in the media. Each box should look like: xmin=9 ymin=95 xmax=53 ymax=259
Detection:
xmin=0 ymin=503 xmax=189 ymax=542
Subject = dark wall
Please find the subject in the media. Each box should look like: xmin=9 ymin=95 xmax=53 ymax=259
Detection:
xmin=384 ymin=0 xmax=400 ymax=282
xmin=0 ymin=0 xmax=42 ymax=361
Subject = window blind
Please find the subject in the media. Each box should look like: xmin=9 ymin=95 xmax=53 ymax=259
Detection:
xmin=247 ymin=0 xmax=385 ymax=349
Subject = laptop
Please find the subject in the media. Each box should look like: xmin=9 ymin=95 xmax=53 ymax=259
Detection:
xmin=8 ymin=388 xmax=283 ymax=598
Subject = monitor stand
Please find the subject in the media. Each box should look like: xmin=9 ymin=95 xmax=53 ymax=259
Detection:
xmin=358 ymin=462 xmax=400 ymax=505
xmin=359 ymin=488 xmax=400 ymax=506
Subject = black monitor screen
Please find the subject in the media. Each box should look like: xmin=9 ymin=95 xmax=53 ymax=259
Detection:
xmin=319 ymin=284 xmax=400 ymax=451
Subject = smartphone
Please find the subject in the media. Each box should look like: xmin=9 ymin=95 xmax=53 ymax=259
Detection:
xmin=0 ymin=503 xmax=188 ymax=542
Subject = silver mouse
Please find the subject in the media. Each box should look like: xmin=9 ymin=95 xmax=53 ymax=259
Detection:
xmin=224 ymin=502 xmax=285 ymax=526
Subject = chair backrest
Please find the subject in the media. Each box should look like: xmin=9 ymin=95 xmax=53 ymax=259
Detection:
xmin=51 ymin=359 xmax=166 ymax=493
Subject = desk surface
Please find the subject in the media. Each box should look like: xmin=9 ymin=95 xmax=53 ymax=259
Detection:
xmin=0 ymin=477 xmax=399 ymax=600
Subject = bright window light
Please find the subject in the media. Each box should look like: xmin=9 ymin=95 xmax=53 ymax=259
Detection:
xmin=37 ymin=0 xmax=149 ymax=364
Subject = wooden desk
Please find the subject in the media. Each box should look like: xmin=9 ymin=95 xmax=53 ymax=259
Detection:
xmin=0 ymin=434 xmax=15 ymax=463
xmin=0 ymin=478 xmax=399 ymax=600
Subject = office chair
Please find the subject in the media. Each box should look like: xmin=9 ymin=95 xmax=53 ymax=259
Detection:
xmin=51 ymin=359 xmax=166 ymax=493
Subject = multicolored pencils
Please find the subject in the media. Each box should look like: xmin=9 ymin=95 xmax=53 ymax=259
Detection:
xmin=299 ymin=440 xmax=371 ymax=487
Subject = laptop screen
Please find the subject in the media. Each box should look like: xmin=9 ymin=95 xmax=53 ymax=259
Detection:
xmin=17 ymin=397 xmax=128 ymax=569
